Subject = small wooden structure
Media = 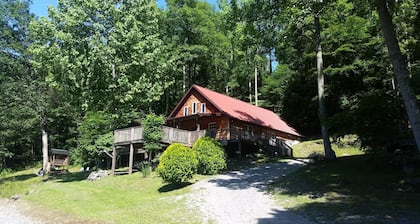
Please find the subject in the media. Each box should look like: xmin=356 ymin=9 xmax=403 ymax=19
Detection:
xmin=49 ymin=148 xmax=69 ymax=167
xmin=48 ymin=148 xmax=69 ymax=173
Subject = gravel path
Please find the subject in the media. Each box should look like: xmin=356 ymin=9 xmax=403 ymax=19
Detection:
xmin=0 ymin=200 xmax=43 ymax=224
xmin=189 ymin=159 xmax=314 ymax=224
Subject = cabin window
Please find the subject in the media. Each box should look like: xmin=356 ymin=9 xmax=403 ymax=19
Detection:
xmin=192 ymin=102 xmax=197 ymax=114
xmin=200 ymin=103 xmax=206 ymax=113
xmin=183 ymin=107 xmax=188 ymax=116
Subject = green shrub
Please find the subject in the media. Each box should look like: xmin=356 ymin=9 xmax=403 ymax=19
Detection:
xmin=192 ymin=137 xmax=226 ymax=175
xmin=157 ymin=143 xmax=198 ymax=183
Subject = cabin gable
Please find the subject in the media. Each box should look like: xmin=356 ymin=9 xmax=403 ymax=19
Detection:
xmin=171 ymin=89 xmax=220 ymax=119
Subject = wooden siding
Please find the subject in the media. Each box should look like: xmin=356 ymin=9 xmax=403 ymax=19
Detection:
xmin=114 ymin=126 xmax=206 ymax=147
xmin=174 ymin=89 xmax=219 ymax=118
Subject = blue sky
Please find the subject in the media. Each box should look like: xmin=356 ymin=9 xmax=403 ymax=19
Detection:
xmin=30 ymin=0 xmax=218 ymax=17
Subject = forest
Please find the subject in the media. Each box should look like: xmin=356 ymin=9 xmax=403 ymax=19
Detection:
xmin=1 ymin=0 xmax=419 ymax=170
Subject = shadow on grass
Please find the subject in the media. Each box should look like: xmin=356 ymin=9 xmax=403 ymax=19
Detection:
xmin=53 ymin=171 xmax=90 ymax=182
xmin=0 ymin=173 xmax=38 ymax=184
xmin=158 ymin=182 xmax=192 ymax=193
xmin=268 ymin=155 xmax=420 ymax=223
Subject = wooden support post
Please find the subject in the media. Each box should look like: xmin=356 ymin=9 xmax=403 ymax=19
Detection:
xmin=112 ymin=145 xmax=116 ymax=176
xmin=129 ymin=144 xmax=134 ymax=174
xmin=238 ymin=140 xmax=242 ymax=159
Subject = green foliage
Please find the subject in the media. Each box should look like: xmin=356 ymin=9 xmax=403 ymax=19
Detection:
xmin=0 ymin=0 xmax=42 ymax=170
xmin=157 ymin=143 xmax=198 ymax=183
xmin=72 ymin=111 xmax=113 ymax=167
xmin=29 ymin=0 xmax=172 ymax=117
xmin=143 ymin=113 xmax=164 ymax=161
xmin=192 ymin=137 xmax=226 ymax=175
xmin=140 ymin=163 xmax=152 ymax=178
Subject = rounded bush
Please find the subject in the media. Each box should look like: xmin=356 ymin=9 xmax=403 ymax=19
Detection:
xmin=192 ymin=137 xmax=226 ymax=175
xmin=157 ymin=143 xmax=198 ymax=183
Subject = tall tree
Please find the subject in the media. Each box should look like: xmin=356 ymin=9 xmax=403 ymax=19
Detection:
xmin=30 ymin=0 xmax=171 ymax=122
xmin=0 ymin=0 xmax=41 ymax=169
xmin=30 ymin=0 xmax=173 ymax=165
xmin=375 ymin=0 xmax=420 ymax=152
xmin=314 ymin=11 xmax=336 ymax=160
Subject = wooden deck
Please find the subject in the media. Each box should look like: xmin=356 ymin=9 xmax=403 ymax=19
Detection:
xmin=114 ymin=126 xmax=206 ymax=147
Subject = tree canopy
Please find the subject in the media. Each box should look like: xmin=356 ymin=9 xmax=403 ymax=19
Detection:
xmin=1 ymin=0 xmax=419 ymax=170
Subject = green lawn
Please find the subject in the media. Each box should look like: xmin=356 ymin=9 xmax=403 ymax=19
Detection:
xmin=1 ymin=169 xmax=202 ymax=224
xmin=269 ymin=152 xmax=420 ymax=223
xmin=2 ymin=139 xmax=419 ymax=223
xmin=293 ymin=136 xmax=365 ymax=158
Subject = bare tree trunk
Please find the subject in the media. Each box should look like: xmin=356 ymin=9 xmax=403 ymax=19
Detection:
xmin=254 ymin=65 xmax=258 ymax=106
xmin=376 ymin=1 xmax=420 ymax=152
xmin=315 ymin=14 xmax=336 ymax=160
xmin=182 ymin=64 xmax=186 ymax=92
xmin=42 ymin=128 xmax=48 ymax=171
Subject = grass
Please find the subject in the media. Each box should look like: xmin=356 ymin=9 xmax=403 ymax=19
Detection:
xmin=2 ymin=137 xmax=419 ymax=223
xmin=1 ymin=168 xmax=204 ymax=224
xmin=293 ymin=135 xmax=365 ymax=158
xmin=0 ymin=167 xmax=43 ymax=198
xmin=269 ymin=140 xmax=420 ymax=223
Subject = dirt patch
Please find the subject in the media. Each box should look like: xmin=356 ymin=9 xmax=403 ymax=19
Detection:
xmin=2 ymin=199 xmax=106 ymax=224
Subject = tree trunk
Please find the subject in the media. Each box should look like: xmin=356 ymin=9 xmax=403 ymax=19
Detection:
xmin=376 ymin=1 xmax=420 ymax=152
xmin=42 ymin=128 xmax=49 ymax=171
xmin=182 ymin=64 xmax=186 ymax=92
xmin=254 ymin=65 xmax=258 ymax=106
xmin=315 ymin=14 xmax=336 ymax=160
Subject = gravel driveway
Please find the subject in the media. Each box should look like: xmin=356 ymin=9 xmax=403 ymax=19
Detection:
xmin=0 ymin=200 xmax=43 ymax=224
xmin=189 ymin=159 xmax=313 ymax=224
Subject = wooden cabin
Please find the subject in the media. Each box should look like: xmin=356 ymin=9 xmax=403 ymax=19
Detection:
xmin=112 ymin=84 xmax=301 ymax=175
xmin=166 ymin=84 xmax=301 ymax=156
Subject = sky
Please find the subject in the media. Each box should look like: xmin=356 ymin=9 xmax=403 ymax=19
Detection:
xmin=30 ymin=0 xmax=218 ymax=17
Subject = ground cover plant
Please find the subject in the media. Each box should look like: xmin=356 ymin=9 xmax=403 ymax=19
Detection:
xmin=269 ymin=140 xmax=420 ymax=223
xmin=1 ymin=168 xmax=201 ymax=224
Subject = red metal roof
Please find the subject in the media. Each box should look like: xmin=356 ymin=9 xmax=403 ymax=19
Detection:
xmin=192 ymin=84 xmax=301 ymax=137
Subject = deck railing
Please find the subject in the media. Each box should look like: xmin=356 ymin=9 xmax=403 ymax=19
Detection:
xmin=114 ymin=126 xmax=206 ymax=146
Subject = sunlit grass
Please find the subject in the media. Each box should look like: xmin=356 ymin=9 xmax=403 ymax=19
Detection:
xmin=293 ymin=135 xmax=365 ymax=158
xmin=1 ymin=168 xmax=203 ymax=224
xmin=0 ymin=168 xmax=42 ymax=198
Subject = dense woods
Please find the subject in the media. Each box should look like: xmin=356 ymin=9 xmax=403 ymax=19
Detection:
xmin=1 ymin=0 xmax=419 ymax=170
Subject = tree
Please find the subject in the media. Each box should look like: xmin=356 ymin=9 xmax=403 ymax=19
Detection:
xmin=375 ymin=0 xmax=420 ymax=152
xmin=30 ymin=0 xmax=172 ymax=123
xmin=0 ymin=0 xmax=42 ymax=170
xmin=142 ymin=113 xmax=164 ymax=163
xmin=314 ymin=8 xmax=336 ymax=160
